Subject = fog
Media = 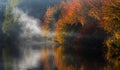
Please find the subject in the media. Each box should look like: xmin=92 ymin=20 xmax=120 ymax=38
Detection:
xmin=0 ymin=0 xmax=60 ymax=69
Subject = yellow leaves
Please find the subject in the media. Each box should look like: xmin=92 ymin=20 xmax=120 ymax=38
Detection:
xmin=114 ymin=32 xmax=120 ymax=39
xmin=55 ymin=31 xmax=64 ymax=44
xmin=56 ymin=19 xmax=66 ymax=28
xmin=105 ymin=32 xmax=120 ymax=68
xmin=105 ymin=39 xmax=113 ymax=60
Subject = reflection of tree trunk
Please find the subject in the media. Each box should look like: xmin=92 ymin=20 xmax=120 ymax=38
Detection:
xmin=2 ymin=48 xmax=12 ymax=70
xmin=40 ymin=47 xmax=57 ymax=70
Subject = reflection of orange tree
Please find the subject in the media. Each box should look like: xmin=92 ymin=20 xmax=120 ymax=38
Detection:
xmin=40 ymin=48 xmax=51 ymax=70
xmin=54 ymin=46 xmax=75 ymax=70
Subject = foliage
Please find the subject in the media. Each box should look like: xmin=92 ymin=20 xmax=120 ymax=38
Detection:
xmin=2 ymin=0 xmax=19 ymax=35
xmin=51 ymin=0 xmax=107 ymax=69
xmin=102 ymin=0 xmax=120 ymax=69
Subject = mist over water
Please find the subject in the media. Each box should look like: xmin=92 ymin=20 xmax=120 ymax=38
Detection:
xmin=13 ymin=8 xmax=41 ymax=37
xmin=12 ymin=7 xmax=45 ymax=70
xmin=0 ymin=0 xmax=58 ymax=70
xmin=12 ymin=7 xmax=56 ymax=70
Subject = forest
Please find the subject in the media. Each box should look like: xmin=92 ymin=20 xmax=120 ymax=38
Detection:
xmin=42 ymin=0 xmax=120 ymax=70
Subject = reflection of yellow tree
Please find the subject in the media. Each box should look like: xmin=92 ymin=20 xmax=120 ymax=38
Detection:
xmin=40 ymin=48 xmax=50 ymax=70
xmin=55 ymin=46 xmax=75 ymax=70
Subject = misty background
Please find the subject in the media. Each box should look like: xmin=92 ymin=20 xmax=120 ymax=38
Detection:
xmin=0 ymin=0 xmax=61 ymax=70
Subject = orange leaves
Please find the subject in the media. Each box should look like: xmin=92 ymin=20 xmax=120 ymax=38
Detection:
xmin=44 ymin=7 xmax=55 ymax=24
xmin=56 ymin=0 xmax=85 ymax=25
xmin=63 ymin=0 xmax=83 ymax=25
xmin=66 ymin=0 xmax=81 ymax=14
xmin=54 ymin=0 xmax=87 ymax=46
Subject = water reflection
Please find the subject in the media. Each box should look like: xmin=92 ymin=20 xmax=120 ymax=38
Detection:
xmin=54 ymin=45 xmax=107 ymax=70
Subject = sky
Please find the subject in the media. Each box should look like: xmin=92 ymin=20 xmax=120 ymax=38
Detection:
xmin=17 ymin=0 xmax=61 ymax=19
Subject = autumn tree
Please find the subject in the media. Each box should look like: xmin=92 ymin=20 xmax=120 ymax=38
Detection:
xmin=54 ymin=0 xmax=107 ymax=69
xmin=42 ymin=0 xmax=120 ymax=69
xmin=89 ymin=0 xmax=120 ymax=69
xmin=102 ymin=0 xmax=120 ymax=69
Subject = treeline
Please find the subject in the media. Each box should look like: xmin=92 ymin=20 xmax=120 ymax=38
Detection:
xmin=1 ymin=0 xmax=21 ymax=70
xmin=42 ymin=0 xmax=120 ymax=70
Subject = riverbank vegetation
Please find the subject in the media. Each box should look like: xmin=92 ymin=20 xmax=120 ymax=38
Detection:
xmin=42 ymin=0 xmax=120 ymax=70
